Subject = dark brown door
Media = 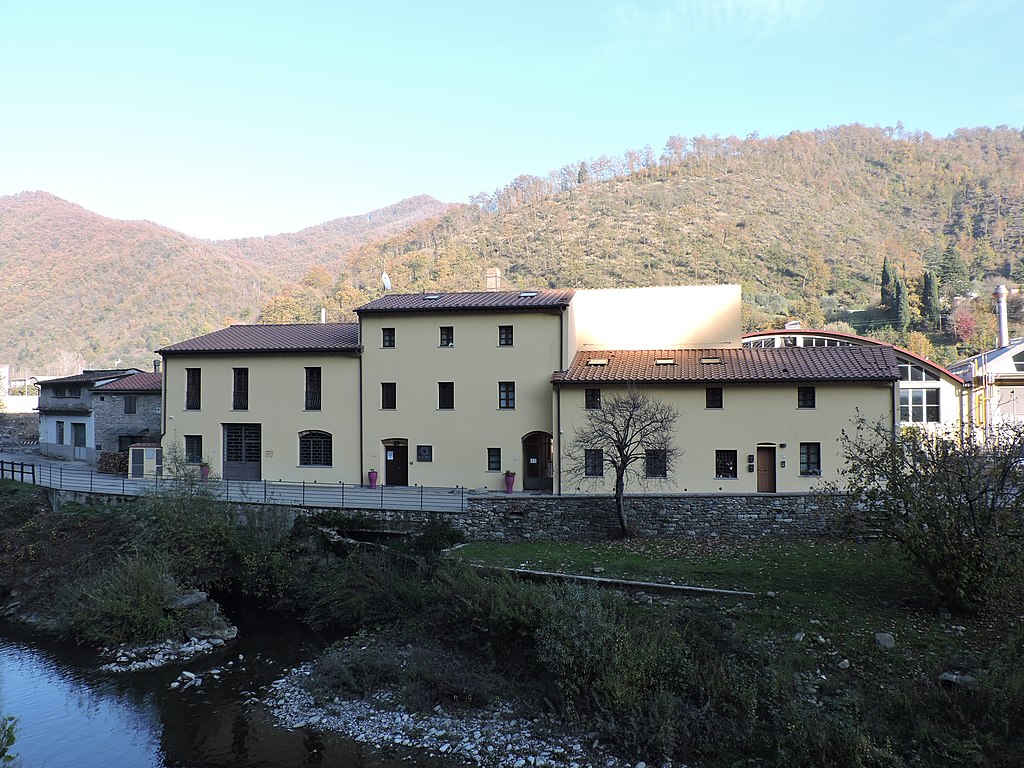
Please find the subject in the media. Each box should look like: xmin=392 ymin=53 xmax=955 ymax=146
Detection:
xmin=384 ymin=442 xmax=408 ymax=486
xmin=756 ymin=446 xmax=776 ymax=493
xmin=223 ymin=424 xmax=261 ymax=480
xmin=522 ymin=432 xmax=553 ymax=492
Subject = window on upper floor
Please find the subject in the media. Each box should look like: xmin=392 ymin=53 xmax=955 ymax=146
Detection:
xmin=498 ymin=325 xmax=514 ymax=346
xmin=69 ymin=385 xmax=81 ymax=398
xmin=645 ymin=449 xmax=668 ymax=478
xmin=585 ymin=388 xmax=601 ymax=409
xmin=706 ymin=387 xmax=723 ymax=409
xmin=124 ymin=395 xmax=137 ymax=415
xmin=185 ymin=368 xmax=201 ymax=410
xmin=54 ymin=385 xmax=67 ymax=397
xmin=381 ymin=382 xmax=397 ymax=410
xmin=439 ymin=326 xmax=454 ymax=347
xmin=797 ymin=386 xmax=816 ymax=409
xmin=438 ymin=381 xmax=455 ymax=410
xmin=487 ymin=447 xmax=501 ymax=471
xmin=585 ymin=448 xmax=604 ymax=477
xmin=232 ymin=368 xmax=249 ymax=410
xmin=800 ymin=442 xmax=822 ymax=476
xmin=305 ymin=367 xmax=322 ymax=410
xmin=184 ymin=435 xmax=203 ymax=464
xmin=299 ymin=430 xmax=332 ymax=466
xmin=498 ymin=381 xmax=515 ymax=409
xmin=716 ymin=449 xmax=738 ymax=478
xmin=899 ymin=362 xmax=939 ymax=382
xmin=382 ymin=327 xmax=396 ymax=348
xmin=900 ymin=388 xmax=940 ymax=422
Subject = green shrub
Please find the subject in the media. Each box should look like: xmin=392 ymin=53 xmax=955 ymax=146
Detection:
xmin=0 ymin=480 xmax=47 ymax=529
xmin=400 ymin=646 xmax=506 ymax=711
xmin=0 ymin=715 xmax=15 ymax=764
xmin=306 ymin=642 xmax=402 ymax=700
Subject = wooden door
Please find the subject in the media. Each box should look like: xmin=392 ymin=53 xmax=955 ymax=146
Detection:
xmin=522 ymin=432 xmax=553 ymax=491
xmin=385 ymin=442 xmax=408 ymax=486
xmin=756 ymin=446 xmax=776 ymax=493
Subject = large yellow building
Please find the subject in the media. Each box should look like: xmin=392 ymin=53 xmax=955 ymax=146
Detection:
xmin=158 ymin=285 xmax=898 ymax=493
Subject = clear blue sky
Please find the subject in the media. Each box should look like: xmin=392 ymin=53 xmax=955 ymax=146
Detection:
xmin=1 ymin=0 xmax=1021 ymax=239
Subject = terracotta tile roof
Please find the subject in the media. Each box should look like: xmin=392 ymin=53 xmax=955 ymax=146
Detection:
xmin=93 ymin=372 xmax=162 ymax=392
xmin=355 ymin=289 xmax=575 ymax=314
xmin=553 ymin=347 xmax=900 ymax=384
xmin=41 ymin=369 xmax=143 ymax=386
xmin=157 ymin=323 xmax=360 ymax=355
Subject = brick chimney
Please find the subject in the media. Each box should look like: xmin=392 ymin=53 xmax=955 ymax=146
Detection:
xmin=484 ymin=268 xmax=502 ymax=292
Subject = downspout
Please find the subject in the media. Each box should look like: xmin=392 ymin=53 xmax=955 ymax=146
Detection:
xmin=159 ymin=354 xmax=168 ymax=441
xmin=557 ymin=307 xmax=566 ymax=496
xmin=357 ymin=319 xmax=365 ymax=483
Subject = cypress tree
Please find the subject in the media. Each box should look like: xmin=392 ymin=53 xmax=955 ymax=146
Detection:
xmin=895 ymin=277 xmax=911 ymax=331
xmin=921 ymin=271 xmax=941 ymax=328
xmin=881 ymin=256 xmax=895 ymax=309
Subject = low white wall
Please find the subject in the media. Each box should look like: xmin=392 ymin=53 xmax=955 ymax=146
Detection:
xmin=0 ymin=395 xmax=37 ymax=413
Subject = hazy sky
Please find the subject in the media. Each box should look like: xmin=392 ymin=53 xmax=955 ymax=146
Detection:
xmin=1 ymin=0 xmax=1021 ymax=239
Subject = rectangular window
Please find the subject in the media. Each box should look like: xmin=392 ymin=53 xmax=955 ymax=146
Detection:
xmin=54 ymin=385 xmax=67 ymax=398
xmin=487 ymin=447 xmax=501 ymax=471
xmin=56 ymin=421 xmax=65 ymax=445
xmin=498 ymin=381 xmax=516 ymax=409
xmin=438 ymin=381 xmax=455 ymax=410
xmin=69 ymin=385 xmax=81 ymax=398
xmin=439 ymin=326 xmax=454 ymax=347
xmin=900 ymin=388 xmax=940 ymax=423
xmin=381 ymin=382 xmax=397 ymax=410
xmin=382 ymin=327 xmax=396 ymax=348
xmin=498 ymin=325 xmax=514 ymax=346
xmin=184 ymin=435 xmax=203 ymax=464
xmin=123 ymin=395 xmax=137 ymax=414
xmin=232 ymin=368 xmax=249 ymax=410
xmin=800 ymin=442 xmax=822 ymax=475
xmin=585 ymin=388 xmax=602 ymax=409
xmin=305 ymin=367 xmax=322 ymax=410
xmin=645 ymin=449 xmax=668 ymax=478
xmin=185 ymin=368 xmax=201 ymax=410
xmin=416 ymin=445 xmax=433 ymax=462
xmin=706 ymin=387 xmax=723 ymax=409
xmin=797 ymin=386 xmax=816 ymax=409
xmin=715 ymin=449 xmax=738 ymax=478
xmin=584 ymin=448 xmax=604 ymax=477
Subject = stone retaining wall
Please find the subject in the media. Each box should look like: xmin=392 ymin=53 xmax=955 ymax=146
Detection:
xmin=316 ymin=493 xmax=836 ymax=541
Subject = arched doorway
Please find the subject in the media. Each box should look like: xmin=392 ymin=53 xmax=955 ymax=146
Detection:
xmin=382 ymin=438 xmax=408 ymax=486
xmin=521 ymin=432 xmax=553 ymax=492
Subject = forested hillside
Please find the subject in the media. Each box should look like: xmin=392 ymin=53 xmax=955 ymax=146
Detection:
xmin=0 ymin=192 xmax=448 ymax=374
xmin=267 ymin=125 xmax=1024 ymax=363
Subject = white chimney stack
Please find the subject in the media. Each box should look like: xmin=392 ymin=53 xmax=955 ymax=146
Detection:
xmin=994 ymin=284 xmax=1009 ymax=349
xmin=320 ymin=307 xmax=327 ymax=324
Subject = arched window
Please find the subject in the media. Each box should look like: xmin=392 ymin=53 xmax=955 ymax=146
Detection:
xmin=299 ymin=430 xmax=332 ymax=466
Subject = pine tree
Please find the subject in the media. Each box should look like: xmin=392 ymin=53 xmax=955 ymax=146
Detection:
xmin=921 ymin=270 xmax=941 ymax=328
xmin=881 ymin=256 xmax=895 ymax=308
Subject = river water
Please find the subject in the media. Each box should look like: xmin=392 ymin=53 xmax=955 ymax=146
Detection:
xmin=0 ymin=606 xmax=435 ymax=767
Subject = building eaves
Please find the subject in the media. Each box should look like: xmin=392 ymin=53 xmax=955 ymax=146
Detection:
xmin=553 ymin=347 xmax=900 ymax=385
xmin=157 ymin=323 xmax=360 ymax=355
xmin=355 ymin=289 xmax=575 ymax=315
xmin=41 ymin=369 xmax=143 ymax=386
xmin=93 ymin=372 xmax=162 ymax=393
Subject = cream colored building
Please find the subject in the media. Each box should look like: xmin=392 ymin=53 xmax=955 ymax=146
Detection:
xmin=553 ymin=347 xmax=898 ymax=494
xmin=158 ymin=285 xmax=898 ymax=494
xmin=158 ymin=324 xmax=361 ymax=482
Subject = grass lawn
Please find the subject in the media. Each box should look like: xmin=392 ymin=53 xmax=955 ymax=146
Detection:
xmin=455 ymin=537 xmax=1022 ymax=694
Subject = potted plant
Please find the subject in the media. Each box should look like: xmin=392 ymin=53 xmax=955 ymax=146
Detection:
xmin=368 ymin=468 xmax=378 ymax=489
xmin=503 ymin=469 xmax=516 ymax=494
xmin=199 ymin=461 xmax=210 ymax=481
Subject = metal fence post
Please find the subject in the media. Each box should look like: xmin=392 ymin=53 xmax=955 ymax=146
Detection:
xmin=341 ymin=482 xmax=345 ymax=507
xmin=301 ymin=480 xmax=305 ymax=506
xmin=90 ymin=470 xmax=93 ymax=493
xmin=380 ymin=481 xmax=384 ymax=509
xmin=420 ymin=484 xmax=424 ymax=510
xmin=59 ymin=466 xmax=63 ymax=490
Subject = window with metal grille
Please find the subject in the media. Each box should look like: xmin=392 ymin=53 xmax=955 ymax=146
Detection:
xmin=498 ymin=325 xmax=514 ymax=346
xmin=382 ymin=327 xmax=396 ymax=348
xmin=124 ymin=395 xmax=137 ymax=414
xmin=439 ymin=326 xmax=454 ymax=347
xmin=498 ymin=381 xmax=515 ymax=409
xmin=185 ymin=368 xmax=201 ymax=410
xmin=797 ymin=386 xmax=816 ymax=409
xmin=800 ymin=442 xmax=821 ymax=475
xmin=305 ymin=367 xmax=322 ymax=410
xmin=584 ymin=449 xmax=604 ymax=477
xmin=487 ymin=447 xmax=501 ymax=471
xmin=438 ymin=381 xmax=454 ymax=410
xmin=715 ymin=449 xmax=738 ymax=478
xmin=381 ymin=382 xmax=396 ymax=410
xmin=299 ymin=430 xmax=332 ymax=466
xmin=645 ymin=449 xmax=668 ymax=478
xmin=232 ymin=368 xmax=248 ymax=410
xmin=184 ymin=435 xmax=203 ymax=463
xmin=706 ymin=387 xmax=723 ymax=409
xmin=585 ymin=388 xmax=601 ymax=409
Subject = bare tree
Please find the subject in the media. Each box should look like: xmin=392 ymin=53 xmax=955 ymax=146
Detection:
xmin=565 ymin=388 xmax=680 ymax=537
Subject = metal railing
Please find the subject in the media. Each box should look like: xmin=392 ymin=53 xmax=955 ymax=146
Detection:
xmin=0 ymin=460 xmax=468 ymax=513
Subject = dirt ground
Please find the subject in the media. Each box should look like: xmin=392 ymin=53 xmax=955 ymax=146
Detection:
xmin=0 ymin=412 xmax=38 ymax=446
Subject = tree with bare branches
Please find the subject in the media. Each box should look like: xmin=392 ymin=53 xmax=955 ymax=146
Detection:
xmin=565 ymin=388 xmax=680 ymax=537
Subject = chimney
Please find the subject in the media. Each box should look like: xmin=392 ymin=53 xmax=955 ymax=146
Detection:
xmin=994 ymin=284 xmax=1009 ymax=348
xmin=484 ymin=268 xmax=502 ymax=292
xmin=153 ymin=359 xmax=162 ymax=374
xmin=320 ymin=307 xmax=327 ymax=324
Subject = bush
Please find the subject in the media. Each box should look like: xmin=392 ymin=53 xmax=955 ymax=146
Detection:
xmin=0 ymin=480 xmax=46 ymax=529
xmin=306 ymin=641 xmax=402 ymax=700
xmin=0 ymin=715 xmax=15 ymax=764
